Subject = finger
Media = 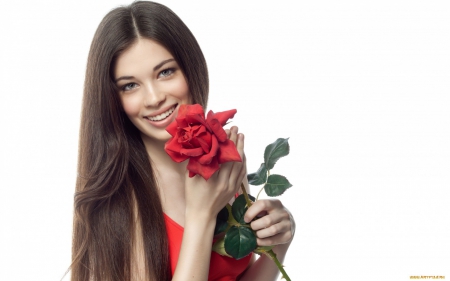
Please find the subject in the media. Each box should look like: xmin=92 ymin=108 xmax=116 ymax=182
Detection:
xmin=228 ymin=133 xmax=245 ymax=187
xmin=250 ymin=209 xmax=289 ymax=231
xmin=256 ymin=231 xmax=293 ymax=247
xmin=286 ymin=207 xmax=296 ymax=238
xmin=236 ymin=143 xmax=247 ymax=182
xmin=233 ymin=162 xmax=247 ymax=196
xmin=228 ymin=126 xmax=238 ymax=144
xmin=232 ymin=153 xmax=249 ymax=196
xmin=255 ymin=211 xmax=268 ymax=218
xmin=255 ymin=220 xmax=291 ymax=239
xmin=241 ymin=153 xmax=249 ymax=186
xmin=217 ymin=126 xmax=239 ymax=181
xmin=244 ymin=199 xmax=282 ymax=223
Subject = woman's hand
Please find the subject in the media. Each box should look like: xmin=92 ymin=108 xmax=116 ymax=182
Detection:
xmin=184 ymin=126 xmax=246 ymax=218
xmin=243 ymin=199 xmax=295 ymax=247
xmin=238 ymin=201 xmax=295 ymax=281
xmin=173 ymin=127 xmax=245 ymax=281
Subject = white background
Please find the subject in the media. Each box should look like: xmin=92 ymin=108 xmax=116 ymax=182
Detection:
xmin=0 ymin=0 xmax=449 ymax=280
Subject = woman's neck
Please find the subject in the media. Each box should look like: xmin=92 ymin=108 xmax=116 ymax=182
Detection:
xmin=140 ymin=133 xmax=188 ymax=178
xmin=140 ymin=133 xmax=188 ymax=219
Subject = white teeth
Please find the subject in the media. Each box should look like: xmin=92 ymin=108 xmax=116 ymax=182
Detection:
xmin=147 ymin=106 xmax=175 ymax=121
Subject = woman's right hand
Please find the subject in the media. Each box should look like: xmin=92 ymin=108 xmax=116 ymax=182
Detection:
xmin=172 ymin=126 xmax=246 ymax=281
xmin=184 ymin=126 xmax=246 ymax=219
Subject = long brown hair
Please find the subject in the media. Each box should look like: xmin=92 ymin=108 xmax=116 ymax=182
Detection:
xmin=71 ymin=1 xmax=208 ymax=280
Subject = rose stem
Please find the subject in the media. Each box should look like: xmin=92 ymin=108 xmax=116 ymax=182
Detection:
xmin=256 ymin=187 xmax=264 ymax=201
xmin=256 ymin=170 xmax=270 ymax=201
xmin=240 ymin=183 xmax=253 ymax=207
xmin=263 ymin=249 xmax=292 ymax=281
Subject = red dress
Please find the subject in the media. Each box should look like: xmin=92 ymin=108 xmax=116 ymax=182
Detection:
xmin=164 ymin=213 xmax=253 ymax=281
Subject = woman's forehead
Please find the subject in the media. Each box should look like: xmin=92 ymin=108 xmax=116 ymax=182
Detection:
xmin=114 ymin=38 xmax=174 ymax=77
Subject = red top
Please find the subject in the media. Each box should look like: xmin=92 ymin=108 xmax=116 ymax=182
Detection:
xmin=164 ymin=213 xmax=253 ymax=280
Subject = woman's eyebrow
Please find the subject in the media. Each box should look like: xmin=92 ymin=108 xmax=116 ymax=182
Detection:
xmin=153 ymin=58 xmax=175 ymax=71
xmin=115 ymin=58 xmax=175 ymax=83
xmin=115 ymin=76 xmax=134 ymax=83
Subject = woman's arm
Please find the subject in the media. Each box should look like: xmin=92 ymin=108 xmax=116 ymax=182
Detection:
xmin=171 ymin=212 xmax=216 ymax=280
xmin=172 ymin=127 xmax=246 ymax=281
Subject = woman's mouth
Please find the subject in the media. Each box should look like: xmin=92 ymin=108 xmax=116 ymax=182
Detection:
xmin=143 ymin=104 xmax=178 ymax=128
xmin=145 ymin=104 xmax=177 ymax=122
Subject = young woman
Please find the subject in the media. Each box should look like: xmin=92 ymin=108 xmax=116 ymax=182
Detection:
xmin=71 ymin=1 xmax=295 ymax=280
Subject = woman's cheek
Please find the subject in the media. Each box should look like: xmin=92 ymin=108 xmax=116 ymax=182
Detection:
xmin=121 ymin=94 xmax=142 ymax=118
xmin=167 ymin=76 xmax=189 ymax=101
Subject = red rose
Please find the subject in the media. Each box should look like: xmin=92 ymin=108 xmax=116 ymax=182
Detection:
xmin=164 ymin=104 xmax=242 ymax=180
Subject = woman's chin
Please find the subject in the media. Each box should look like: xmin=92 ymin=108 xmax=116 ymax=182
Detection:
xmin=140 ymin=130 xmax=172 ymax=144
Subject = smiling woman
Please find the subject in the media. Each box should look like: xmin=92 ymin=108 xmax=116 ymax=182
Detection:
xmin=72 ymin=2 xmax=211 ymax=280
xmin=114 ymin=39 xmax=190 ymax=142
xmin=71 ymin=1 xmax=294 ymax=281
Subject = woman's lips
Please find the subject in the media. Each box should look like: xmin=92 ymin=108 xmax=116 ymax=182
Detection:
xmin=144 ymin=104 xmax=178 ymax=128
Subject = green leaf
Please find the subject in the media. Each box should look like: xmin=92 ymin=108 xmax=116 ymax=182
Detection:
xmin=264 ymin=138 xmax=290 ymax=170
xmin=247 ymin=163 xmax=268 ymax=185
xmin=264 ymin=174 xmax=292 ymax=197
xmin=212 ymin=237 xmax=232 ymax=257
xmin=224 ymin=226 xmax=257 ymax=259
xmin=225 ymin=204 xmax=238 ymax=226
xmin=214 ymin=205 xmax=230 ymax=235
xmin=232 ymin=194 xmax=255 ymax=224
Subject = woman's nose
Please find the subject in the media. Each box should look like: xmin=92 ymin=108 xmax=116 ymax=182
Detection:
xmin=143 ymin=83 xmax=165 ymax=107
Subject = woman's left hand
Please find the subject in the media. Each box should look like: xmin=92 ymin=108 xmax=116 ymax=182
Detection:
xmin=243 ymin=199 xmax=295 ymax=246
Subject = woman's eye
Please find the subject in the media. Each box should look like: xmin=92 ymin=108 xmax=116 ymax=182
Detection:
xmin=158 ymin=68 xmax=175 ymax=78
xmin=122 ymin=83 xmax=138 ymax=91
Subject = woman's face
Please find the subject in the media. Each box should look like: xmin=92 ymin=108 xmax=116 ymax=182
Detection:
xmin=114 ymin=38 xmax=190 ymax=142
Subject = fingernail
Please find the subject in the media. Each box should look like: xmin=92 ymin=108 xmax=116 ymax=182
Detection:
xmin=239 ymin=134 xmax=244 ymax=140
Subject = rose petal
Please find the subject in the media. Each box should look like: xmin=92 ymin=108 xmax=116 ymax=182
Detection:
xmin=176 ymin=104 xmax=204 ymax=128
xmin=207 ymin=109 xmax=237 ymax=126
xmin=178 ymin=104 xmax=204 ymax=118
xmin=191 ymin=128 xmax=211 ymax=153
xmin=207 ymin=117 xmax=227 ymax=142
xmin=179 ymin=140 xmax=194 ymax=149
xmin=187 ymin=157 xmax=219 ymax=180
xmin=180 ymin=104 xmax=206 ymax=126
xmin=198 ymin=135 xmax=219 ymax=165
xmin=166 ymin=120 xmax=178 ymax=136
xmin=195 ymin=136 xmax=210 ymax=153
xmin=165 ymin=149 xmax=190 ymax=163
xmin=180 ymin=147 xmax=204 ymax=156
xmin=165 ymin=137 xmax=190 ymax=162
xmin=217 ymin=139 xmax=242 ymax=164
xmin=175 ymin=116 xmax=189 ymax=128
xmin=186 ymin=113 xmax=208 ymax=129
xmin=193 ymin=125 xmax=207 ymax=136
xmin=165 ymin=134 xmax=182 ymax=150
